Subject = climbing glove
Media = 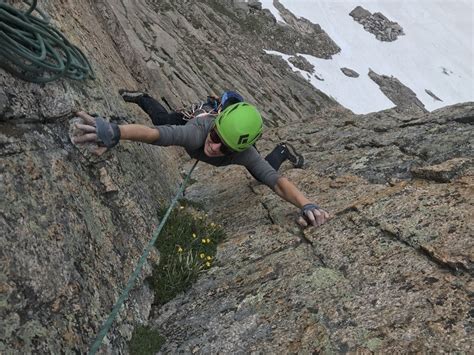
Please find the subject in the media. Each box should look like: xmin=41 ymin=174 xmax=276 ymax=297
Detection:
xmin=72 ymin=111 xmax=121 ymax=155
xmin=301 ymin=203 xmax=320 ymax=218
xmin=299 ymin=203 xmax=329 ymax=228
xmin=95 ymin=116 xmax=121 ymax=148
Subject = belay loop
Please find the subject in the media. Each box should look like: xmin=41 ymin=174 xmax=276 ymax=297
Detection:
xmin=0 ymin=0 xmax=94 ymax=83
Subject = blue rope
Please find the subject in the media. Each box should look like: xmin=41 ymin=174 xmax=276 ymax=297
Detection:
xmin=89 ymin=160 xmax=199 ymax=354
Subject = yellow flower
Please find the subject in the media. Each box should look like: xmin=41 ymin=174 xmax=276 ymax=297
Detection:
xmin=206 ymin=238 xmax=211 ymax=243
xmin=177 ymin=246 xmax=183 ymax=253
xmin=201 ymin=238 xmax=207 ymax=244
xmin=206 ymin=256 xmax=212 ymax=261
xmin=205 ymin=261 xmax=211 ymax=267
xmin=192 ymin=233 xmax=197 ymax=238
xmin=199 ymin=253 xmax=205 ymax=259
xmin=210 ymin=222 xmax=215 ymax=227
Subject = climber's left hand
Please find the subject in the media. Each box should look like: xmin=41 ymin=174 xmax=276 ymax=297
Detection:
xmin=72 ymin=111 xmax=120 ymax=155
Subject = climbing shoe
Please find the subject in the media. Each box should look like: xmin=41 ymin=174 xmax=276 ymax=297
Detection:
xmin=119 ymin=89 xmax=148 ymax=103
xmin=281 ymin=142 xmax=304 ymax=168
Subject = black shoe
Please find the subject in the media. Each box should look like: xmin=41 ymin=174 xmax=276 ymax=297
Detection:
xmin=281 ymin=143 xmax=304 ymax=168
xmin=119 ymin=89 xmax=148 ymax=103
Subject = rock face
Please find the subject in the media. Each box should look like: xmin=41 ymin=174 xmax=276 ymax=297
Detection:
xmin=1 ymin=0 xmax=472 ymax=353
xmin=350 ymin=6 xmax=405 ymax=42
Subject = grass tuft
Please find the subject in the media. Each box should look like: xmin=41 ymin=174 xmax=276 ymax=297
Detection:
xmin=128 ymin=326 xmax=165 ymax=355
xmin=149 ymin=203 xmax=225 ymax=305
xmin=130 ymin=203 xmax=225 ymax=353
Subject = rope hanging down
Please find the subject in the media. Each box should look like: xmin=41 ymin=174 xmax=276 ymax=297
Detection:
xmin=0 ymin=0 xmax=94 ymax=83
xmin=89 ymin=160 xmax=199 ymax=355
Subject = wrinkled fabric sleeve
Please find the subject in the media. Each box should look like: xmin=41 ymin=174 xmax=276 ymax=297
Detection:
xmin=236 ymin=147 xmax=280 ymax=189
xmin=152 ymin=118 xmax=209 ymax=150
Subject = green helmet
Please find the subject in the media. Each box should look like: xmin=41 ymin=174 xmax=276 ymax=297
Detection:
xmin=214 ymin=102 xmax=263 ymax=152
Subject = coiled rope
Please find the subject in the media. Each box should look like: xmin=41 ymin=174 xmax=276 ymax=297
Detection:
xmin=0 ymin=0 xmax=94 ymax=83
xmin=89 ymin=160 xmax=199 ymax=354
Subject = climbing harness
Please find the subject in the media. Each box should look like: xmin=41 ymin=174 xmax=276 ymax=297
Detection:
xmin=180 ymin=95 xmax=221 ymax=120
xmin=0 ymin=0 xmax=94 ymax=83
xmin=89 ymin=160 xmax=198 ymax=354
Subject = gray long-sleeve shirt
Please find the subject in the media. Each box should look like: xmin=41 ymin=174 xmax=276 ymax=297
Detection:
xmin=152 ymin=114 xmax=280 ymax=189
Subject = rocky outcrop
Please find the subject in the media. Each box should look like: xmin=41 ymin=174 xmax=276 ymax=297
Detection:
xmin=369 ymin=69 xmax=428 ymax=115
xmin=288 ymin=55 xmax=315 ymax=73
xmin=271 ymin=0 xmax=341 ymax=58
xmin=350 ymin=6 xmax=405 ymax=42
xmin=425 ymin=89 xmax=443 ymax=101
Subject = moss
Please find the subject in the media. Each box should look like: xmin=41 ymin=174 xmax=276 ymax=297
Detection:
xmin=128 ymin=326 xmax=165 ymax=355
xmin=365 ymin=337 xmax=383 ymax=351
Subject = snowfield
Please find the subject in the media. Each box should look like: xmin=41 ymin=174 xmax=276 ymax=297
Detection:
xmin=261 ymin=0 xmax=474 ymax=114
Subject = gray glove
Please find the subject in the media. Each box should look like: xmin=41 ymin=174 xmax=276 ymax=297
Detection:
xmin=297 ymin=203 xmax=329 ymax=228
xmin=301 ymin=203 xmax=320 ymax=222
xmin=95 ymin=116 xmax=121 ymax=148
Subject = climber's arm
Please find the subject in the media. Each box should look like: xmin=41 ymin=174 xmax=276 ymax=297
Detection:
xmin=274 ymin=176 xmax=330 ymax=227
xmin=119 ymin=124 xmax=159 ymax=143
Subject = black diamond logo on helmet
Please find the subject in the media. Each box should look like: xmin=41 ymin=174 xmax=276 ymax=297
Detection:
xmin=237 ymin=134 xmax=249 ymax=145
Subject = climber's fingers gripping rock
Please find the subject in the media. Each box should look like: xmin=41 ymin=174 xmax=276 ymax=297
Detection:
xmin=73 ymin=111 xmax=121 ymax=155
xmin=297 ymin=203 xmax=330 ymax=228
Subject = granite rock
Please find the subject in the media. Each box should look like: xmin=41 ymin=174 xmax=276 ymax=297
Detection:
xmin=350 ymin=6 xmax=405 ymax=42
xmin=341 ymin=67 xmax=360 ymax=78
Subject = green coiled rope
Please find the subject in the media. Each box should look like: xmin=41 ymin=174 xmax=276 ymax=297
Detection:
xmin=0 ymin=0 xmax=94 ymax=83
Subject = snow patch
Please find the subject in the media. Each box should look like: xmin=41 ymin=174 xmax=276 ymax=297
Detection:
xmin=262 ymin=0 xmax=474 ymax=114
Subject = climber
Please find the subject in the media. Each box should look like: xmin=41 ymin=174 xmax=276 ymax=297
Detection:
xmin=72 ymin=95 xmax=330 ymax=228
xmin=118 ymin=89 xmax=304 ymax=170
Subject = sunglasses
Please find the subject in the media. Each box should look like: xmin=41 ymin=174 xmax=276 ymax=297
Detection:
xmin=209 ymin=128 xmax=234 ymax=155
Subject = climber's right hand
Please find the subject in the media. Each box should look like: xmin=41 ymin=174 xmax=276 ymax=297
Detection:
xmin=297 ymin=203 xmax=330 ymax=228
xmin=73 ymin=111 xmax=121 ymax=155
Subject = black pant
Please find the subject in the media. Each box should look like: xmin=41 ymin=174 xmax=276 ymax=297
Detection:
xmin=135 ymin=95 xmax=287 ymax=171
xmin=137 ymin=95 xmax=186 ymax=126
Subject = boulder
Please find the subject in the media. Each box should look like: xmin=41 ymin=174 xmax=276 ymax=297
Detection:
xmin=341 ymin=67 xmax=360 ymax=78
xmin=349 ymin=6 xmax=371 ymax=20
xmin=411 ymin=158 xmax=471 ymax=182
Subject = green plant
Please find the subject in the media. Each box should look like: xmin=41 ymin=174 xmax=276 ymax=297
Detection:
xmin=149 ymin=205 xmax=225 ymax=305
xmin=178 ymin=197 xmax=205 ymax=210
xmin=128 ymin=326 xmax=165 ymax=355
